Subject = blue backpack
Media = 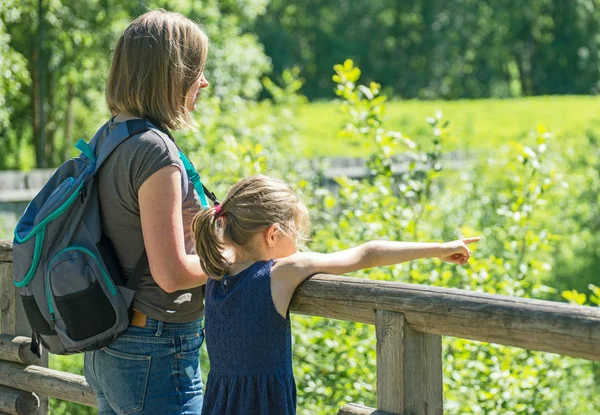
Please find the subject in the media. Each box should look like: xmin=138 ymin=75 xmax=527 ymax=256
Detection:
xmin=12 ymin=119 xmax=217 ymax=355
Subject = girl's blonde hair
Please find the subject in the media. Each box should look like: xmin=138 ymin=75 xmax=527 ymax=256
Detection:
xmin=106 ymin=9 xmax=208 ymax=131
xmin=192 ymin=175 xmax=310 ymax=278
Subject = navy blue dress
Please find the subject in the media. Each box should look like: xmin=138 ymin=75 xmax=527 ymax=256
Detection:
xmin=202 ymin=260 xmax=296 ymax=415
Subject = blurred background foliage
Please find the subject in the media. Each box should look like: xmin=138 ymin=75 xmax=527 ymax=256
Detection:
xmin=1 ymin=0 xmax=600 ymax=414
xmin=256 ymin=0 xmax=600 ymax=99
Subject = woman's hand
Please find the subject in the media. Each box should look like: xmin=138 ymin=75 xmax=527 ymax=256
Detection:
xmin=437 ymin=237 xmax=481 ymax=265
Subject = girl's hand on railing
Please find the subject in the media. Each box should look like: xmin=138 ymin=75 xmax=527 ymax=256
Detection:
xmin=437 ymin=237 xmax=481 ymax=265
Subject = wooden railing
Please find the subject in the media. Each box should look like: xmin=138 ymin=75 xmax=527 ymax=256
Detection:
xmin=1 ymin=240 xmax=599 ymax=415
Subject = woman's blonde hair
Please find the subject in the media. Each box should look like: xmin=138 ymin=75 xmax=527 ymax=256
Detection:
xmin=192 ymin=175 xmax=310 ymax=279
xmin=106 ymin=9 xmax=208 ymax=131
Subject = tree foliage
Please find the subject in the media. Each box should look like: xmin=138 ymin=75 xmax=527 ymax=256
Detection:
xmin=1 ymin=0 xmax=272 ymax=169
xmin=256 ymin=0 xmax=600 ymax=99
xmin=0 ymin=0 xmax=30 ymax=169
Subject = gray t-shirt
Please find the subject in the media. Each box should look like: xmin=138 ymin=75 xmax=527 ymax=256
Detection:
xmin=96 ymin=120 xmax=203 ymax=323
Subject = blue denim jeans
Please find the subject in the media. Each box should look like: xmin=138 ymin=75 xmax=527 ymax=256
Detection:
xmin=84 ymin=317 xmax=204 ymax=415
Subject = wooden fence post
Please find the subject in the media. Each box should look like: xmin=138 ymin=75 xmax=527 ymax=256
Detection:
xmin=376 ymin=310 xmax=443 ymax=415
xmin=0 ymin=250 xmax=49 ymax=414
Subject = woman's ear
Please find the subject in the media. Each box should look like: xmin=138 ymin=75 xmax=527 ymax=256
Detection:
xmin=265 ymin=224 xmax=278 ymax=248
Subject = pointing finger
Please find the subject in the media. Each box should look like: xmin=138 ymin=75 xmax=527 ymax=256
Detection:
xmin=463 ymin=237 xmax=482 ymax=245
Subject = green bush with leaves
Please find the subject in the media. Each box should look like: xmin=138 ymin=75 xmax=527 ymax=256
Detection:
xmin=49 ymin=354 xmax=92 ymax=414
xmin=294 ymin=59 xmax=599 ymax=414
xmin=48 ymin=59 xmax=599 ymax=414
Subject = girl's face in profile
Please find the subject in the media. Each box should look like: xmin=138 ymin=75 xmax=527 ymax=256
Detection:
xmin=185 ymin=72 xmax=209 ymax=111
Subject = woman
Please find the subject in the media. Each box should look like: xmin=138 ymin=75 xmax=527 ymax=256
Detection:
xmin=83 ymin=10 xmax=210 ymax=415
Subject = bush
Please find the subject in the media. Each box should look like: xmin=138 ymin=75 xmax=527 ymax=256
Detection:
xmin=46 ymin=60 xmax=599 ymax=414
xmin=294 ymin=60 xmax=599 ymax=414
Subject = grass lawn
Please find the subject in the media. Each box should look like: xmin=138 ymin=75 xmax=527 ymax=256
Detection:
xmin=295 ymin=95 xmax=600 ymax=157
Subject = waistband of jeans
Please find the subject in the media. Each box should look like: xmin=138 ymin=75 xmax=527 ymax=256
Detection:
xmin=141 ymin=315 xmax=203 ymax=330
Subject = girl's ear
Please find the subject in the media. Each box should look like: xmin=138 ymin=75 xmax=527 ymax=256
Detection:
xmin=265 ymin=224 xmax=278 ymax=248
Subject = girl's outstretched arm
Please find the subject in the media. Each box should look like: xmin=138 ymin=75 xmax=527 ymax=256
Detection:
xmin=270 ymin=238 xmax=480 ymax=318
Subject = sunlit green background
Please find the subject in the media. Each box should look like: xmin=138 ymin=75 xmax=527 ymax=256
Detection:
xmin=1 ymin=1 xmax=600 ymax=414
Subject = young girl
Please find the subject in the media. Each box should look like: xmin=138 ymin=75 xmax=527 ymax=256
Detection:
xmin=193 ymin=175 xmax=480 ymax=415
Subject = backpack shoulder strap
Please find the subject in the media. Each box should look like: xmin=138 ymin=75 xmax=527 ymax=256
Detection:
xmin=76 ymin=119 xmax=149 ymax=170
xmin=93 ymin=119 xmax=149 ymax=170
xmin=144 ymin=121 xmax=220 ymax=208
xmin=77 ymin=119 xmax=151 ymax=292
xmin=178 ymin=150 xmax=219 ymax=209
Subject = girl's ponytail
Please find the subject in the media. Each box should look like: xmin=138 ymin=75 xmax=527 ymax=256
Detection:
xmin=192 ymin=206 xmax=230 ymax=279
xmin=192 ymin=175 xmax=310 ymax=279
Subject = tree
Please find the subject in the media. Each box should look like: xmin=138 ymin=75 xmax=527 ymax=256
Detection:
xmin=255 ymin=0 xmax=600 ymax=99
xmin=3 ymin=0 xmax=272 ymax=168
xmin=0 ymin=0 xmax=30 ymax=169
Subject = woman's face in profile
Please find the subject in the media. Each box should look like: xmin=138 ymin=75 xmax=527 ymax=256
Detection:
xmin=185 ymin=72 xmax=209 ymax=111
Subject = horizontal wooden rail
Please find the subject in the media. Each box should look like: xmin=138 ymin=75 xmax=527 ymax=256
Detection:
xmin=0 ymin=361 xmax=97 ymax=408
xmin=0 ymin=241 xmax=12 ymax=262
xmin=338 ymin=404 xmax=392 ymax=414
xmin=290 ymin=275 xmax=600 ymax=361
xmin=0 ymin=335 xmax=40 ymax=365
xmin=0 ymin=385 xmax=40 ymax=415
xmin=2 ymin=241 xmax=599 ymax=361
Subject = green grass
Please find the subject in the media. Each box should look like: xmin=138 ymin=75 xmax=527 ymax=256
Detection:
xmin=296 ymin=96 xmax=600 ymax=157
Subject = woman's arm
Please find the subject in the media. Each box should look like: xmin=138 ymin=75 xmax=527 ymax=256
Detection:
xmin=270 ymin=238 xmax=480 ymax=317
xmin=139 ymin=165 xmax=207 ymax=293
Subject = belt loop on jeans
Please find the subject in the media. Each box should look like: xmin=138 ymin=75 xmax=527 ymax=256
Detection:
xmin=155 ymin=320 xmax=164 ymax=337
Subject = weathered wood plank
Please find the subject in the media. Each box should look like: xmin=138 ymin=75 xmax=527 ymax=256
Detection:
xmin=376 ymin=311 xmax=404 ymax=414
xmin=0 ymin=261 xmax=38 ymax=349
xmin=0 ymin=262 xmax=16 ymax=336
xmin=0 ymin=171 xmax=26 ymax=191
xmin=0 ymin=335 xmax=40 ymax=365
xmin=376 ymin=311 xmax=443 ymax=415
xmin=290 ymin=296 xmax=375 ymax=324
xmin=0 ymin=361 xmax=96 ymax=408
xmin=402 ymin=323 xmax=443 ymax=414
xmin=13 ymin=299 xmax=30 ymax=342
xmin=291 ymin=275 xmax=600 ymax=361
xmin=0 ymin=190 xmax=40 ymax=203
xmin=2 ymin=243 xmax=600 ymax=360
xmin=0 ymin=169 xmax=55 ymax=191
xmin=24 ymin=170 xmax=55 ymax=190
xmin=338 ymin=403 xmax=393 ymax=415
xmin=0 ymin=242 xmax=12 ymax=262
xmin=0 ymin=385 xmax=39 ymax=415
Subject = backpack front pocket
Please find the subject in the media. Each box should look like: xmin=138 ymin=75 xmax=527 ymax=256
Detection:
xmin=47 ymin=247 xmax=120 ymax=342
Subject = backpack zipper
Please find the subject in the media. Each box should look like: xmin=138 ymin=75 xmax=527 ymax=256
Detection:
xmin=14 ymin=180 xmax=86 ymax=244
xmin=79 ymin=183 xmax=87 ymax=203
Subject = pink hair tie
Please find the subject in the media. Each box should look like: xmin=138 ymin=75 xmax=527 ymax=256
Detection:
xmin=213 ymin=204 xmax=223 ymax=218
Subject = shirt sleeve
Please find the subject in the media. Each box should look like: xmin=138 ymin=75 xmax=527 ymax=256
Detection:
xmin=124 ymin=130 xmax=182 ymax=194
